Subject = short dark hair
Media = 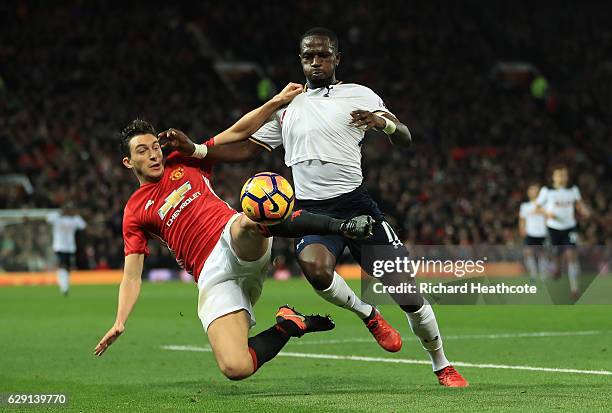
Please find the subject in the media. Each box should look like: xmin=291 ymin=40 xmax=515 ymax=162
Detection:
xmin=119 ymin=118 xmax=156 ymax=158
xmin=300 ymin=27 xmax=339 ymax=52
xmin=551 ymin=163 xmax=568 ymax=173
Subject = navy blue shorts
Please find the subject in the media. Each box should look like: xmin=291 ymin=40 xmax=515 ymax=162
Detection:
xmin=295 ymin=185 xmax=423 ymax=308
xmin=294 ymin=184 xmax=403 ymax=263
xmin=56 ymin=252 xmax=75 ymax=270
xmin=524 ymin=236 xmax=546 ymax=246
xmin=548 ymin=227 xmax=577 ymax=247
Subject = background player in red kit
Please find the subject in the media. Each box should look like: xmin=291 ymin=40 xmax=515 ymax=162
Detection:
xmin=93 ymin=83 xmax=373 ymax=380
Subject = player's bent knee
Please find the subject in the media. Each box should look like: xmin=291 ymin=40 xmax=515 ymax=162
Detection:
xmin=298 ymin=249 xmax=335 ymax=290
xmin=235 ymin=214 xmax=264 ymax=238
xmin=217 ymin=356 xmax=254 ymax=381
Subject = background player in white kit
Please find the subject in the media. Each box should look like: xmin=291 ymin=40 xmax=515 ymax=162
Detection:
xmin=536 ymin=165 xmax=591 ymax=299
xmin=204 ymin=27 xmax=467 ymax=386
xmin=46 ymin=203 xmax=86 ymax=296
xmin=519 ymin=183 xmax=548 ymax=281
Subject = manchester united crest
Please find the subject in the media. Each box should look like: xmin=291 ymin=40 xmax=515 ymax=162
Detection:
xmin=170 ymin=166 xmax=185 ymax=181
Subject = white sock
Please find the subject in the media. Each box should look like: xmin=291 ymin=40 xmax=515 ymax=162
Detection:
xmin=524 ymin=255 xmax=538 ymax=279
xmin=57 ymin=268 xmax=69 ymax=294
xmin=315 ymin=272 xmax=373 ymax=319
xmin=538 ymin=256 xmax=549 ymax=281
xmin=406 ymin=302 xmax=450 ymax=371
xmin=568 ymin=262 xmax=579 ymax=294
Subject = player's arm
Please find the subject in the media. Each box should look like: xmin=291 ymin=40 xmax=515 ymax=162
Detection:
xmin=206 ymin=140 xmax=266 ymax=162
xmin=518 ymin=217 xmax=526 ymax=238
xmin=350 ymin=110 xmax=412 ymax=147
xmin=576 ymin=199 xmax=591 ymax=219
xmin=212 ymin=82 xmax=302 ymax=145
xmin=534 ymin=187 xmax=555 ymax=219
xmin=157 ymin=82 xmax=301 ymax=156
xmin=94 ymin=253 xmax=144 ymax=356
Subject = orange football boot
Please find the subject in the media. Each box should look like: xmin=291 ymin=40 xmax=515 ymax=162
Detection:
xmin=435 ymin=365 xmax=469 ymax=387
xmin=275 ymin=305 xmax=335 ymax=337
xmin=365 ymin=309 xmax=403 ymax=352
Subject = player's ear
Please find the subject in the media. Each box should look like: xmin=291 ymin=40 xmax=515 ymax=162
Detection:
xmin=122 ymin=157 xmax=133 ymax=170
xmin=335 ymin=52 xmax=341 ymax=67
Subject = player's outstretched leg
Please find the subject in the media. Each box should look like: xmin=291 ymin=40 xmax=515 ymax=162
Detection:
xmin=402 ymin=301 xmax=468 ymax=387
xmin=207 ymin=308 xmax=334 ymax=380
xmin=352 ymin=219 xmax=468 ymax=386
xmin=298 ymin=244 xmax=402 ymax=353
xmin=258 ymin=209 xmax=373 ymax=240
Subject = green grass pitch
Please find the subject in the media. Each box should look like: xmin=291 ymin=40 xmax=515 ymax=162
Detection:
xmin=1 ymin=279 xmax=611 ymax=412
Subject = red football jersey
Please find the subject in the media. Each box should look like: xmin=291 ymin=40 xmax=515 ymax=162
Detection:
xmin=123 ymin=150 xmax=236 ymax=281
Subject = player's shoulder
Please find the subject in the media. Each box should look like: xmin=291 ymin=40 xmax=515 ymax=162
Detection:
xmin=46 ymin=211 xmax=60 ymax=222
xmin=338 ymin=83 xmax=380 ymax=96
xmin=124 ymin=186 xmax=152 ymax=215
xmin=569 ymin=185 xmax=581 ymax=197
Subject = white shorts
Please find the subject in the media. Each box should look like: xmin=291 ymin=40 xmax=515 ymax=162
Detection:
xmin=197 ymin=213 xmax=272 ymax=332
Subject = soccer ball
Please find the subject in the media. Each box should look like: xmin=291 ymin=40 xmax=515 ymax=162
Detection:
xmin=240 ymin=172 xmax=295 ymax=225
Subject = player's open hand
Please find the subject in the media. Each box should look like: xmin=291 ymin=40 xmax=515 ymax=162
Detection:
xmin=94 ymin=322 xmax=125 ymax=356
xmin=274 ymin=82 xmax=303 ymax=105
xmin=158 ymin=128 xmax=196 ymax=156
xmin=350 ymin=110 xmax=386 ymax=131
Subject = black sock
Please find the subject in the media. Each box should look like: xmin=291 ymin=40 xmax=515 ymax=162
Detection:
xmin=247 ymin=320 xmax=299 ymax=371
xmin=257 ymin=210 xmax=343 ymax=238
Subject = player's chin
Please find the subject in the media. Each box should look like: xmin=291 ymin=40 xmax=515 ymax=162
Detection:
xmin=145 ymin=168 xmax=164 ymax=181
xmin=308 ymin=71 xmax=330 ymax=81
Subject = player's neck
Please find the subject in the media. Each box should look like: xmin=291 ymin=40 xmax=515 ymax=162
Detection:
xmin=136 ymin=173 xmax=160 ymax=186
xmin=306 ymin=76 xmax=339 ymax=90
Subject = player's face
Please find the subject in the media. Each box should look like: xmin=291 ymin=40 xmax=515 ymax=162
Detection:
xmin=527 ymin=185 xmax=539 ymax=200
xmin=123 ymin=134 xmax=164 ymax=183
xmin=552 ymin=168 xmax=568 ymax=188
xmin=300 ymin=35 xmax=339 ymax=88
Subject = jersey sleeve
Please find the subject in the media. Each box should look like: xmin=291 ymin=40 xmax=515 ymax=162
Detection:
xmin=46 ymin=212 xmax=59 ymax=224
xmin=519 ymin=203 xmax=527 ymax=219
xmin=535 ymin=187 xmax=548 ymax=207
xmin=572 ymin=186 xmax=582 ymax=201
xmin=355 ymin=87 xmax=394 ymax=116
xmin=250 ymin=115 xmax=283 ymax=152
xmin=122 ymin=206 xmax=149 ymax=256
xmin=75 ymin=216 xmax=86 ymax=230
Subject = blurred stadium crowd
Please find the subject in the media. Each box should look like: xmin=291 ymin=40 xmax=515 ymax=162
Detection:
xmin=1 ymin=1 xmax=610 ymax=271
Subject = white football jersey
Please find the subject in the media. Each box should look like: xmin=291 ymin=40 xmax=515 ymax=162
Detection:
xmin=535 ymin=186 xmax=581 ymax=230
xmin=519 ymin=201 xmax=548 ymax=237
xmin=251 ymin=83 xmax=393 ymax=200
xmin=46 ymin=213 xmax=86 ymax=253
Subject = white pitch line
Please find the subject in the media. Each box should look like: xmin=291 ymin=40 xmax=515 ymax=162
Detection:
xmin=289 ymin=330 xmax=605 ymax=346
xmin=161 ymin=345 xmax=612 ymax=376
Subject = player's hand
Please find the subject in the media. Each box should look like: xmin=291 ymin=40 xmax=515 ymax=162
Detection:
xmin=273 ymin=82 xmax=303 ymax=105
xmin=350 ymin=110 xmax=387 ymax=131
xmin=94 ymin=322 xmax=125 ymax=356
xmin=158 ymin=128 xmax=196 ymax=156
